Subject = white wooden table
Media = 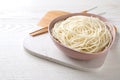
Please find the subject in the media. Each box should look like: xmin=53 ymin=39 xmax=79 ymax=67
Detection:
xmin=0 ymin=0 xmax=120 ymax=80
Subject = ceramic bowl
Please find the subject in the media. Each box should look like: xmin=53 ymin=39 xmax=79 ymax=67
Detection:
xmin=48 ymin=13 xmax=116 ymax=60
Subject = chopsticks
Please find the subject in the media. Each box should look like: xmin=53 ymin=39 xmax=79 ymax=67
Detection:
xmin=30 ymin=6 xmax=98 ymax=37
xmin=30 ymin=27 xmax=48 ymax=36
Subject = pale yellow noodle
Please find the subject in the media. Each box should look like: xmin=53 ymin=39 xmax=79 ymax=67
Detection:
xmin=52 ymin=16 xmax=111 ymax=54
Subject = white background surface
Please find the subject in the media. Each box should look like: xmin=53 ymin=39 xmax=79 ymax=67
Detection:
xmin=0 ymin=0 xmax=120 ymax=80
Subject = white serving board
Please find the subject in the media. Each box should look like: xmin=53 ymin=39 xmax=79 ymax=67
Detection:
xmin=23 ymin=33 xmax=111 ymax=71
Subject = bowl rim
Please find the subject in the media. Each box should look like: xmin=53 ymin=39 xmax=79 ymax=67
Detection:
xmin=48 ymin=12 xmax=115 ymax=56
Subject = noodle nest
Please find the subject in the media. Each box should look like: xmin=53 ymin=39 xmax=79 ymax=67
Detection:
xmin=52 ymin=16 xmax=111 ymax=54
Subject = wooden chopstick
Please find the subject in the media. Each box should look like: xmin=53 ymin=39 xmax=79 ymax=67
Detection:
xmin=30 ymin=6 xmax=98 ymax=37
xmin=30 ymin=27 xmax=48 ymax=36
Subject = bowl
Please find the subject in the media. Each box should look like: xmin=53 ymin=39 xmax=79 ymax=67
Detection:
xmin=48 ymin=13 xmax=116 ymax=60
